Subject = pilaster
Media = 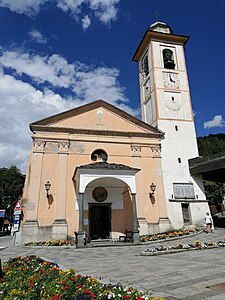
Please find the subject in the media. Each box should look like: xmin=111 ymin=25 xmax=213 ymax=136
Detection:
xmin=26 ymin=139 xmax=45 ymax=222
xmin=52 ymin=141 xmax=70 ymax=240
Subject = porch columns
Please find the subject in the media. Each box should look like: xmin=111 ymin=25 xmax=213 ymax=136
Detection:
xmin=131 ymin=193 xmax=139 ymax=244
xmin=77 ymin=192 xmax=85 ymax=248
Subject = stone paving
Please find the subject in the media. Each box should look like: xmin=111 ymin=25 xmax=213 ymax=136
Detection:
xmin=1 ymin=228 xmax=225 ymax=299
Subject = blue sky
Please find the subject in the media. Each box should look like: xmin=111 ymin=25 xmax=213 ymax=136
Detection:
xmin=0 ymin=0 xmax=224 ymax=172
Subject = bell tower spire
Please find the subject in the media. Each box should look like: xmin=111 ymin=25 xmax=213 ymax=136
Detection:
xmin=132 ymin=21 xmax=209 ymax=228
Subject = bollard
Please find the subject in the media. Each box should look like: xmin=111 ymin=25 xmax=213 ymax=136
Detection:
xmin=0 ymin=258 xmax=4 ymax=278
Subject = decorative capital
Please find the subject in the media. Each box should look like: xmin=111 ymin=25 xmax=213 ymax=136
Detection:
xmin=58 ymin=141 xmax=70 ymax=152
xmin=150 ymin=145 xmax=161 ymax=156
xmin=130 ymin=145 xmax=142 ymax=156
xmin=33 ymin=139 xmax=46 ymax=152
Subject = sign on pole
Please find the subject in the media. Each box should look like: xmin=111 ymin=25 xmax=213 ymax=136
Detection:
xmin=14 ymin=199 xmax=22 ymax=211
xmin=13 ymin=199 xmax=22 ymax=232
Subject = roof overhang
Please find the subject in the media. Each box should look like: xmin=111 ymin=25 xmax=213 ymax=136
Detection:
xmin=189 ymin=156 xmax=225 ymax=183
xmin=73 ymin=162 xmax=140 ymax=194
xmin=132 ymin=30 xmax=190 ymax=62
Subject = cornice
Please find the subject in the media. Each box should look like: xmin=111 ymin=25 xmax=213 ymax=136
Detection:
xmin=30 ymin=125 xmax=164 ymax=139
xmin=132 ymin=30 xmax=189 ymax=62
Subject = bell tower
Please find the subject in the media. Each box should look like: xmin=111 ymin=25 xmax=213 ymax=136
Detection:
xmin=133 ymin=21 xmax=208 ymax=228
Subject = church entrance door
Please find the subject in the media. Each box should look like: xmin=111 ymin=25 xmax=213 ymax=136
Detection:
xmin=89 ymin=204 xmax=111 ymax=240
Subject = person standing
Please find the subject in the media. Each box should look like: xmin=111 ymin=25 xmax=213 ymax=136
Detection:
xmin=205 ymin=212 xmax=213 ymax=233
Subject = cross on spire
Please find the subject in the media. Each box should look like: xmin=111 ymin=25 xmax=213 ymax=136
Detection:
xmin=154 ymin=11 xmax=159 ymax=22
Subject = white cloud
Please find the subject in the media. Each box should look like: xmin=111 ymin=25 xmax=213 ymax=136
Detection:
xmin=90 ymin=0 xmax=119 ymax=24
xmin=0 ymin=72 xmax=76 ymax=172
xmin=0 ymin=51 xmax=75 ymax=88
xmin=0 ymin=0 xmax=47 ymax=16
xmin=0 ymin=0 xmax=120 ymax=28
xmin=74 ymin=66 xmax=127 ymax=103
xmin=204 ymin=115 xmax=225 ymax=129
xmin=57 ymin=0 xmax=84 ymax=14
xmin=28 ymin=29 xmax=48 ymax=44
xmin=0 ymin=50 xmax=128 ymax=104
xmin=0 ymin=49 xmax=136 ymax=172
xmin=82 ymin=15 xmax=91 ymax=30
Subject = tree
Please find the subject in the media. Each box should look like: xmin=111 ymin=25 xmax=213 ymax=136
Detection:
xmin=0 ymin=166 xmax=25 ymax=221
xmin=197 ymin=134 xmax=225 ymax=207
xmin=197 ymin=134 xmax=225 ymax=157
xmin=203 ymin=181 xmax=225 ymax=205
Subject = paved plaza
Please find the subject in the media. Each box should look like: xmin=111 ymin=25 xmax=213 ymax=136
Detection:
xmin=1 ymin=228 xmax=225 ymax=299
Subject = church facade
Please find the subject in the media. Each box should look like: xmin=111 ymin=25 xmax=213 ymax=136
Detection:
xmin=21 ymin=21 xmax=209 ymax=246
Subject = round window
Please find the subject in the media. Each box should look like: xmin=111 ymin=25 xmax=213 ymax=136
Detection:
xmin=92 ymin=186 xmax=108 ymax=202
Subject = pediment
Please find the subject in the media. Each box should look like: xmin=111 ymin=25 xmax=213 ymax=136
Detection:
xmin=30 ymin=100 xmax=163 ymax=138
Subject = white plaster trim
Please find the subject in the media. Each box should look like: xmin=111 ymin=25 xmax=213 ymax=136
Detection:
xmin=78 ymin=173 xmax=136 ymax=194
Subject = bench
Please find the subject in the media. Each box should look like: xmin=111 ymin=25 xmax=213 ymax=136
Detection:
xmin=119 ymin=230 xmax=133 ymax=242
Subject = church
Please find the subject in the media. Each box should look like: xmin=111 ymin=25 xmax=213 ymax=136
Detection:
xmin=21 ymin=21 xmax=209 ymax=246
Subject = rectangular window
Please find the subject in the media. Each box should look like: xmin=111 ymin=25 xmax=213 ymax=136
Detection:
xmin=182 ymin=203 xmax=190 ymax=224
xmin=173 ymin=183 xmax=195 ymax=199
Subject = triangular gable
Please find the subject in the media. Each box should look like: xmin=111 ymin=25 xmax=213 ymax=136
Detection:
xmin=30 ymin=99 xmax=164 ymax=138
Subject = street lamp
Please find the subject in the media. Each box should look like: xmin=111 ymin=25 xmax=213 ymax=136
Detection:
xmin=149 ymin=183 xmax=156 ymax=196
xmin=45 ymin=181 xmax=51 ymax=198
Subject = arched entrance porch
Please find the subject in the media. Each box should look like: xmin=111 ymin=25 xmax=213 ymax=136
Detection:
xmin=73 ymin=162 xmax=140 ymax=247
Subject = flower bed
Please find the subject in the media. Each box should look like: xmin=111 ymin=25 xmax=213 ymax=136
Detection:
xmin=140 ymin=240 xmax=225 ymax=256
xmin=25 ymin=240 xmax=74 ymax=247
xmin=0 ymin=256 xmax=163 ymax=300
xmin=140 ymin=229 xmax=196 ymax=243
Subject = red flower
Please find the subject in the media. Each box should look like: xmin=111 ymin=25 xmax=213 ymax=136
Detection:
xmin=136 ymin=297 xmax=143 ymax=300
xmin=77 ymin=274 xmax=81 ymax=278
xmin=53 ymin=295 xmax=59 ymax=300
xmin=63 ymin=286 xmax=68 ymax=291
xmin=30 ymin=282 xmax=34 ymax=287
xmin=71 ymin=277 xmax=76 ymax=281
xmin=123 ymin=296 xmax=129 ymax=299
xmin=78 ymin=285 xmax=81 ymax=289
xmin=61 ymin=280 xmax=66 ymax=285
xmin=84 ymin=289 xmax=89 ymax=294
xmin=90 ymin=293 xmax=95 ymax=298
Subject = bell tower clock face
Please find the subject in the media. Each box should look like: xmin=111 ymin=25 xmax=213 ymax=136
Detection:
xmin=163 ymin=72 xmax=180 ymax=88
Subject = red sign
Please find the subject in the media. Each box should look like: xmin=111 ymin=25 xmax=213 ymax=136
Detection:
xmin=14 ymin=199 xmax=22 ymax=211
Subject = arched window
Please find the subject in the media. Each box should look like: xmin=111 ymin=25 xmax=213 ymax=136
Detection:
xmin=163 ymin=49 xmax=175 ymax=69
xmin=140 ymin=53 xmax=149 ymax=77
xmin=91 ymin=149 xmax=108 ymax=162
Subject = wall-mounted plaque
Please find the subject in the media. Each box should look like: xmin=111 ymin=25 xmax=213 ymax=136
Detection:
xmin=92 ymin=186 xmax=108 ymax=202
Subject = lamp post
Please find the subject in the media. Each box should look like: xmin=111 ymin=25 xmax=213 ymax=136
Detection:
xmin=45 ymin=181 xmax=51 ymax=198
xmin=150 ymin=182 xmax=156 ymax=196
